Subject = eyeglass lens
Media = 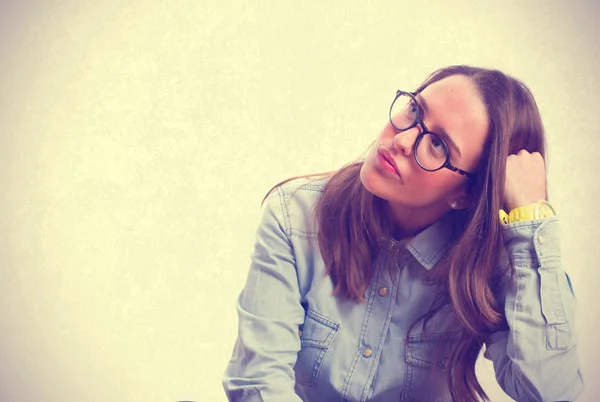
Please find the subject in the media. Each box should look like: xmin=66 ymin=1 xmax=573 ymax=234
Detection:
xmin=390 ymin=93 xmax=448 ymax=171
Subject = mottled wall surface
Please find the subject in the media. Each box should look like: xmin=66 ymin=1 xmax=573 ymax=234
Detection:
xmin=0 ymin=1 xmax=598 ymax=401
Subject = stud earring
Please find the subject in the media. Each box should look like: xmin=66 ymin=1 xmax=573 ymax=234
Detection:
xmin=450 ymin=201 xmax=458 ymax=209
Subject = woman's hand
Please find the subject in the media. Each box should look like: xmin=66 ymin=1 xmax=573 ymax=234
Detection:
xmin=503 ymin=150 xmax=547 ymax=211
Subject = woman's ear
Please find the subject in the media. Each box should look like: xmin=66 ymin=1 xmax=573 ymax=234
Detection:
xmin=448 ymin=180 xmax=478 ymax=210
xmin=449 ymin=195 xmax=473 ymax=210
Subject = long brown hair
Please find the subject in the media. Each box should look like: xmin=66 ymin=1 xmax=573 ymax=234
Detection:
xmin=261 ymin=65 xmax=546 ymax=401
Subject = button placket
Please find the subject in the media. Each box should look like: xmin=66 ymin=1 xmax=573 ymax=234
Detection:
xmin=343 ymin=252 xmax=401 ymax=401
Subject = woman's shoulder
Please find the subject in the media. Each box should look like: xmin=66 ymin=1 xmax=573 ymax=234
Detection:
xmin=265 ymin=176 xmax=328 ymax=202
xmin=263 ymin=175 xmax=330 ymax=236
xmin=280 ymin=175 xmax=328 ymax=196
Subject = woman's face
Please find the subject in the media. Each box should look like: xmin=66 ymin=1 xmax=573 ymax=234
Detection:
xmin=360 ymin=74 xmax=489 ymax=211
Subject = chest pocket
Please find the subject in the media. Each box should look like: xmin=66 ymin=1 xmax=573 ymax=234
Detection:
xmin=402 ymin=332 xmax=459 ymax=402
xmin=294 ymin=309 xmax=339 ymax=387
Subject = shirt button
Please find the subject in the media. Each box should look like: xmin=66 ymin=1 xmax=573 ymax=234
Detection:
xmin=378 ymin=287 xmax=388 ymax=297
xmin=362 ymin=348 xmax=373 ymax=358
xmin=538 ymin=235 xmax=546 ymax=244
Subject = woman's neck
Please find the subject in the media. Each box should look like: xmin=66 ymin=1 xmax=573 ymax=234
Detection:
xmin=387 ymin=201 xmax=448 ymax=240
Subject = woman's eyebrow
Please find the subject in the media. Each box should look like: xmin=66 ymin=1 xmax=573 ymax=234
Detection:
xmin=416 ymin=93 xmax=462 ymax=158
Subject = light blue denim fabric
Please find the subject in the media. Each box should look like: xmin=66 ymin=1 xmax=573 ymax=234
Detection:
xmin=223 ymin=177 xmax=583 ymax=401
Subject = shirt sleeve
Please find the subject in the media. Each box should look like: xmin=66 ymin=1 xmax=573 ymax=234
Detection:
xmin=222 ymin=188 xmax=305 ymax=402
xmin=484 ymin=217 xmax=584 ymax=401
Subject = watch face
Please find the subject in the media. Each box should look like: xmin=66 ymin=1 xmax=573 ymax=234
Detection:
xmin=534 ymin=200 xmax=556 ymax=218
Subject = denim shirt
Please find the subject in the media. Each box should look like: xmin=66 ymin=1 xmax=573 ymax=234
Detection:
xmin=223 ymin=177 xmax=583 ymax=401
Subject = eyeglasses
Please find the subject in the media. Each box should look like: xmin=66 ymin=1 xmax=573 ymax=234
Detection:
xmin=389 ymin=90 xmax=474 ymax=178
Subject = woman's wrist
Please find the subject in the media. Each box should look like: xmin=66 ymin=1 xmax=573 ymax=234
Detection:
xmin=499 ymin=200 xmax=557 ymax=225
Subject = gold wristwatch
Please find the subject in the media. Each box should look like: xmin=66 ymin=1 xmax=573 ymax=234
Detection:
xmin=499 ymin=200 xmax=556 ymax=225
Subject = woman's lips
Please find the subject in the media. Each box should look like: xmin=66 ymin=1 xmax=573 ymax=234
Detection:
xmin=377 ymin=151 xmax=401 ymax=179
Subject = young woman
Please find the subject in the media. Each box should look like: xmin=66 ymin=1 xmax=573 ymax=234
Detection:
xmin=222 ymin=66 xmax=583 ymax=401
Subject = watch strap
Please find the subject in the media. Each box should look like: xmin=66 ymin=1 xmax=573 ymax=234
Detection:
xmin=499 ymin=200 xmax=556 ymax=225
xmin=509 ymin=204 xmax=537 ymax=223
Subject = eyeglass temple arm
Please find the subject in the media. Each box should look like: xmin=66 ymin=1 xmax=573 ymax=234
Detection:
xmin=445 ymin=164 xmax=473 ymax=178
xmin=457 ymin=169 xmax=473 ymax=177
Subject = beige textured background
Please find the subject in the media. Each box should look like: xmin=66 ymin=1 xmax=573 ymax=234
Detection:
xmin=1 ymin=1 xmax=598 ymax=401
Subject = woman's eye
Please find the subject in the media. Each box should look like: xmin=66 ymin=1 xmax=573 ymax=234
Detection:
xmin=408 ymin=101 xmax=418 ymax=115
xmin=429 ymin=137 xmax=445 ymax=154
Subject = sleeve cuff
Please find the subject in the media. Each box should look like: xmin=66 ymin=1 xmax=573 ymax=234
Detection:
xmin=501 ymin=217 xmax=561 ymax=264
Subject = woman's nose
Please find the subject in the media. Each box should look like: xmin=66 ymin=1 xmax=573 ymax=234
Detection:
xmin=393 ymin=127 xmax=419 ymax=155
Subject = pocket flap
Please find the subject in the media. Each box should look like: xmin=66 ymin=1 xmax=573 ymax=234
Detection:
xmin=299 ymin=309 xmax=339 ymax=348
xmin=406 ymin=333 xmax=459 ymax=368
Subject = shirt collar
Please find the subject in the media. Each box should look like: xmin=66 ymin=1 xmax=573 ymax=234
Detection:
xmin=382 ymin=212 xmax=457 ymax=271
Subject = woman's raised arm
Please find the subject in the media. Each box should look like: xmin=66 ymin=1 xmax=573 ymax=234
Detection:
xmin=484 ymin=217 xmax=584 ymax=401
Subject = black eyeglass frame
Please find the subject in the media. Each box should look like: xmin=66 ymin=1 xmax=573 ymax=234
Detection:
xmin=389 ymin=90 xmax=475 ymax=178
